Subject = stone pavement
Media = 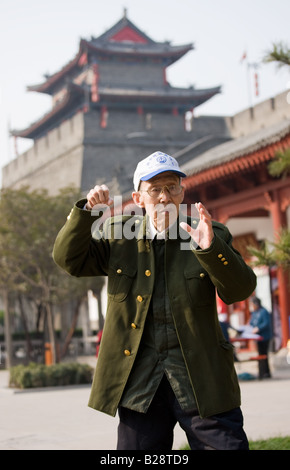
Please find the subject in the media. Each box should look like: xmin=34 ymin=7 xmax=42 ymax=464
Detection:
xmin=0 ymin=355 xmax=290 ymax=450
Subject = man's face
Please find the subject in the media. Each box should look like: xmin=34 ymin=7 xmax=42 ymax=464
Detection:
xmin=132 ymin=171 xmax=185 ymax=231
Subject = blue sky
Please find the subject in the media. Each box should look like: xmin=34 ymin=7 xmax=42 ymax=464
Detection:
xmin=0 ymin=0 xmax=289 ymax=169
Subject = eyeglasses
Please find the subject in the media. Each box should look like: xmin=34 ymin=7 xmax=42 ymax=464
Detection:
xmin=140 ymin=184 xmax=183 ymax=198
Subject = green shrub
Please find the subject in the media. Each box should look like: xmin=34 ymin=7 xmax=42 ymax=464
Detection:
xmin=9 ymin=362 xmax=93 ymax=389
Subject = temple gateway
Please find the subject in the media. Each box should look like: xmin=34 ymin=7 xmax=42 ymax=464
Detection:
xmin=5 ymin=12 xmax=223 ymax=195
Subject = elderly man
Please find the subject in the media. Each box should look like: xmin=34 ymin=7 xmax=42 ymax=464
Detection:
xmin=53 ymin=151 xmax=256 ymax=450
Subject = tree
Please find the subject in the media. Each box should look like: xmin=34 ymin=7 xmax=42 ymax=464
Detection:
xmin=0 ymin=186 xmax=104 ymax=365
xmin=268 ymin=148 xmax=290 ymax=179
xmin=249 ymin=231 xmax=290 ymax=270
xmin=263 ymin=42 xmax=290 ymax=69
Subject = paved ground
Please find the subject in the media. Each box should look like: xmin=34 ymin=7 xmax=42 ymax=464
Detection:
xmin=1 ymin=356 xmax=290 ymax=450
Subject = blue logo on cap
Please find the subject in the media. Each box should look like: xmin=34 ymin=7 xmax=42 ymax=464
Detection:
xmin=156 ymin=155 xmax=167 ymax=163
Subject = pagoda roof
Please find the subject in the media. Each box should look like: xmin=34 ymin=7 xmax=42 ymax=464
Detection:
xmin=11 ymin=83 xmax=220 ymax=139
xmin=99 ymin=85 xmax=220 ymax=108
xmin=181 ymin=119 xmax=290 ymax=187
xmin=27 ymin=49 xmax=85 ymax=95
xmin=87 ymin=14 xmax=193 ymax=60
xmin=95 ymin=13 xmax=155 ymax=44
xmin=11 ymin=83 xmax=85 ymax=139
xmin=81 ymin=37 xmax=193 ymax=63
xmin=27 ymin=13 xmax=193 ymax=95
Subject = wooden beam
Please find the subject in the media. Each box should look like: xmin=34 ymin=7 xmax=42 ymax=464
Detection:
xmin=233 ymin=174 xmax=255 ymax=191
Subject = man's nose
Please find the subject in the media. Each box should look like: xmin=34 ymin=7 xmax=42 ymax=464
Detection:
xmin=159 ymin=187 xmax=171 ymax=202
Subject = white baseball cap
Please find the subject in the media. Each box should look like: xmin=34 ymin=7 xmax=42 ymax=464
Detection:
xmin=133 ymin=151 xmax=186 ymax=191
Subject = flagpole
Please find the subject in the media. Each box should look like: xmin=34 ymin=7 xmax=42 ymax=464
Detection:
xmin=248 ymin=62 xmax=260 ymax=110
xmin=240 ymin=51 xmax=260 ymax=109
xmin=240 ymin=51 xmax=252 ymax=109
xmin=246 ymin=60 xmax=253 ymax=109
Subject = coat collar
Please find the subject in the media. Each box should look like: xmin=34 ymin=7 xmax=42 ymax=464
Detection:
xmin=135 ymin=214 xmax=199 ymax=243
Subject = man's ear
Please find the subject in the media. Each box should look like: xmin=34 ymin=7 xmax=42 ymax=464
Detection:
xmin=132 ymin=191 xmax=145 ymax=208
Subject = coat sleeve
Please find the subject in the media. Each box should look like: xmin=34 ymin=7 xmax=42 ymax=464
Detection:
xmin=52 ymin=199 xmax=110 ymax=277
xmin=192 ymin=222 xmax=257 ymax=304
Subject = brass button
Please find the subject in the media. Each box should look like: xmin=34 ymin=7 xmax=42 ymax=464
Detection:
xmin=221 ymin=257 xmax=226 ymax=262
xmin=223 ymin=261 xmax=228 ymax=266
xmin=116 ymin=268 xmax=122 ymax=274
xmin=145 ymin=270 xmax=151 ymax=277
xmin=124 ymin=349 xmax=131 ymax=356
xmin=218 ymin=254 xmax=223 ymax=258
xmin=137 ymin=295 xmax=143 ymax=302
xmin=199 ymin=272 xmax=205 ymax=278
xmin=131 ymin=323 xmax=137 ymax=329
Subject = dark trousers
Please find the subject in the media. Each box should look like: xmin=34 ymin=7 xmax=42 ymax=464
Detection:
xmin=257 ymin=340 xmax=271 ymax=379
xmin=117 ymin=376 xmax=249 ymax=450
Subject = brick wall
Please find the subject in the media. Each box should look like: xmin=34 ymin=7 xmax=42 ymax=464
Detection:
xmin=225 ymin=90 xmax=290 ymax=138
xmin=2 ymin=113 xmax=84 ymax=194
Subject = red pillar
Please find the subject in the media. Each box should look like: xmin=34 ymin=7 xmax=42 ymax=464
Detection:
xmin=270 ymin=190 xmax=290 ymax=347
xmin=91 ymin=64 xmax=99 ymax=103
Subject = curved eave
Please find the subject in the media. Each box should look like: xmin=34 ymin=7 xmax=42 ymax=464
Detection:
xmin=98 ymin=86 xmax=220 ymax=106
xmin=27 ymin=48 xmax=84 ymax=95
xmin=84 ymin=39 xmax=193 ymax=64
xmin=183 ymin=121 xmax=290 ymax=188
xmin=11 ymin=84 xmax=220 ymax=139
xmin=11 ymin=84 xmax=84 ymax=139
xmin=27 ymin=39 xmax=193 ymax=95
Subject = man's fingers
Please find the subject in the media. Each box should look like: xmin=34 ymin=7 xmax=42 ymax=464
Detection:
xmin=97 ymin=185 xmax=110 ymax=204
xmin=180 ymin=222 xmax=194 ymax=235
xmin=86 ymin=184 xmax=113 ymax=209
xmin=195 ymin=202 xmax=211 ymax=220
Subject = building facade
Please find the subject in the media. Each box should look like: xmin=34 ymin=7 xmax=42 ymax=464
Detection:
xmin=181 ymin=108 xmax=290 ymax=349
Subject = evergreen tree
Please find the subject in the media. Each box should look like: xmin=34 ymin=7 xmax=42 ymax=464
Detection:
xmin=263 ymin=42 xmax=290 ymax=69
xmin=0 ymin=187 xmax=104 ymax=365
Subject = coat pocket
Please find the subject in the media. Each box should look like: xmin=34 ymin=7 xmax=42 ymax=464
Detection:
xmin=108 ymin=264 xmax=137 ymax=302
xmin=184 ymin=267 xmax=214 ymax=306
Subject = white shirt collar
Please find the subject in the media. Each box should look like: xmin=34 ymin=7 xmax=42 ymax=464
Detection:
xmin=148 ymin=217 xmax=170 ymax=240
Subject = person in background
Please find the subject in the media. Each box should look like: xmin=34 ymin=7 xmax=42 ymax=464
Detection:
xmin=218 ymin=312 xmax=240 ymax=362
xmin=249 ymin=296 xmax=272 ymax=379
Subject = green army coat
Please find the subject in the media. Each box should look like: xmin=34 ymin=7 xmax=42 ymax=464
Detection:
xmin=53 ymin=200 xmax=256 ymax=418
